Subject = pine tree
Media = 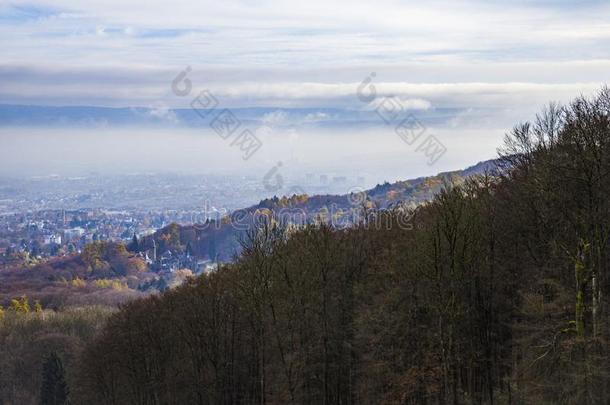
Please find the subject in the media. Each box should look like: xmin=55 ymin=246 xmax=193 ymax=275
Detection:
xmin=40 ymin=352 xmax=69 ymax=405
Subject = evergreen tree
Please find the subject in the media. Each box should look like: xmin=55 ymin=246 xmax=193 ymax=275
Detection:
xmin=40 ymin=352 xmax=69 ymax=405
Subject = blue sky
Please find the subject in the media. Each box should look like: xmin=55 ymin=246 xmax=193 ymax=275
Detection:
xmin=0 ymin=0 xmax=608 ymax=109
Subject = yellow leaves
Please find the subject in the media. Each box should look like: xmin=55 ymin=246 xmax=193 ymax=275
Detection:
xmin=106 ymin=242 xmax=128 ymax=257
xmin=423 ymin=178 xmax=435 ymax=187
xmin=255 ymin=208 xmax=273 ymax=217
xmin=294 ymin=194 xmax=309 ymax=204
xmin=82 ymin=242 xmax=104 ymax=268
xmin=127 ymin=257 xmax=147 ymax=273
xmin=93 ymin=279 xmax=127 ymax=290
xmin=111 ymin=281 xmax=127 ymax=290
xmin=9 ymin=295 xmax=30 ymax=313
xmin=71 ymin=277 xmax=86 ymax=288
xmin=93 ymin=279 xmax=111 ymax=289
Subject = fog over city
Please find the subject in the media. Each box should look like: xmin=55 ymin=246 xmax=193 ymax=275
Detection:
xmin=0 ymin=124 xmax=505 ymax=179
xmin=2 ymin=0 xmax=609 ymax=212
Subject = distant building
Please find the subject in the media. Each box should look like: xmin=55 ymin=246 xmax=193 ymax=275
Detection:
xmin=138 ymin=228 xmax=156 ymax=238
xmin=63 ymin=227 xmax=85 ymax=240
xmin=203 ymin=261 xmax=218 ymax=273
xmin=43 ymin=234 xmax=62 ymax=245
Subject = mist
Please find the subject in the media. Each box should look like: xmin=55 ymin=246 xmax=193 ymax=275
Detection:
xmin=0 ymin=124 xmax=506 ymax=186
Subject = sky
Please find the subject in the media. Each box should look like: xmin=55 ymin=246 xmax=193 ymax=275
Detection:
xmin=0 ymin=0 xmax=609 ymax=180
xmin=1 ymin=0 xmax=609 ymax=108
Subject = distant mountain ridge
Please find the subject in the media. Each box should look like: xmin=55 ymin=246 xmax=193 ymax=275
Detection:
xmin=0 ymin=103 xmax=480 ymax=129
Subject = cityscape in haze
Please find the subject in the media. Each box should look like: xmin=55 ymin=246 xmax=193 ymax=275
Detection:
xmin=1 ymin=1 xmax=610 ymax=404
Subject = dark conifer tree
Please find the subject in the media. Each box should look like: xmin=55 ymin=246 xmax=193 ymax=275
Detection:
xmin=40 ymin=352 xmax=69 ymax=405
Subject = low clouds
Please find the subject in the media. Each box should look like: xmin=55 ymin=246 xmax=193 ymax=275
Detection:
xmin=0 ymin=62 xmax=604 ymax=112
xmin=0 ymin=0 xmax=608 ymax=112
xmin=0 ymin=1 xmax=609 ymax=182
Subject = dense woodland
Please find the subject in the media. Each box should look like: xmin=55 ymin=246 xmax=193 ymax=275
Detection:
xmin=2 ymin=90 xmax=610 ymax=404
xmin=0 ymin=241 xmax=149 ymax=309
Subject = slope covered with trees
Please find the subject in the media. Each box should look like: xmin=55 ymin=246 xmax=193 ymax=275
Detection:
xmin=0 ymin=241 xmax=150 ymax=308
xmin=72 ymin=90 xmax=610 ymax=404
xmin=2 ymin=90 xmax=610 ymax=404
xmin=141 ymin=158 xmax=504 ymax=262
xmin=0 ymin=305 xmax=112 ymax=404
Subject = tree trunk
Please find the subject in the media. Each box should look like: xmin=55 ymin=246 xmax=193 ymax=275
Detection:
xmin=575 ymin=244 xmax=587 ymax=338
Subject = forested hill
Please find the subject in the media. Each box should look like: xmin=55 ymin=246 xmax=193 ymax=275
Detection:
xmin=74 ymin=89 xmax=610 ymax=404
xmin=143 ymin=158 xmax=506 ymax=261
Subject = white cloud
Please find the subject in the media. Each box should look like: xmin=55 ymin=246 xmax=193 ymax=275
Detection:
xmin=0 ymin=61 xmax=604 ymax=111
xmin=0 ymin=0 xmax=609 ymax=110
xmin=304 ymin=112 xmax=329 ymax=123
xmin=261 ymin=110 xmax=289 ymax=126
xmin=2 ymin=0 xmax=610 ymax=69
xmin=145 ymin=102 xmax=178 ymax=123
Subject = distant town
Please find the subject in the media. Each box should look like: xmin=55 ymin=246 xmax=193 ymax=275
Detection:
xmin=0 ymin=172 xmax=368 ymax=261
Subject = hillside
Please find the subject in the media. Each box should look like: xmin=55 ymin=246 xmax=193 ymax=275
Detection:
xmin=144 ymin=158 xmax=505 ymax=261
xmin=0 ymin=159 xmax=503 ymax=308
xmin=0 ymin=242 xmax=150 ymax=308
xmin=72 ymin=90 xmax=610 ymax=404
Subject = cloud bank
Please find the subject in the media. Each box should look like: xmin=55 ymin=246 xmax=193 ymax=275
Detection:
xmin=0 ymin=0 xmax=608 ymax=110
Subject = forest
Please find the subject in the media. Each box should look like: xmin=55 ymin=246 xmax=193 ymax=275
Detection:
xmin=2 ymin=89 xmax=610 ymax=404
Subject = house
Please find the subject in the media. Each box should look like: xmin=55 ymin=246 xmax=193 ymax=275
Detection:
xmin=43 ymin=234 xmax=62 ymax=245
xmin=63 ymin=227 xmax=85 ymax=240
